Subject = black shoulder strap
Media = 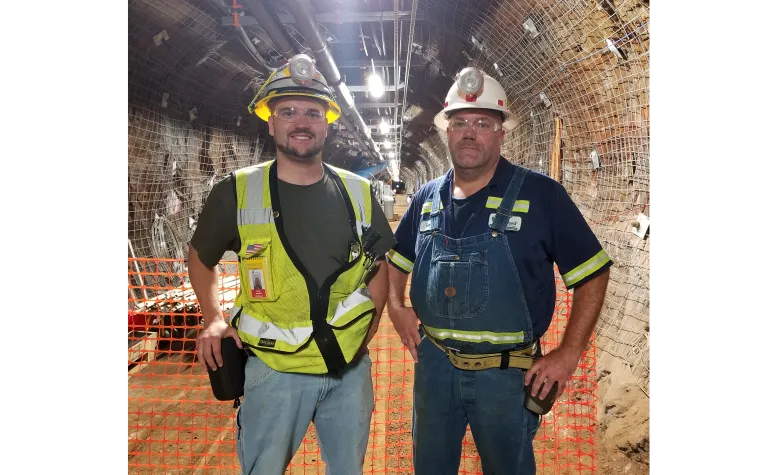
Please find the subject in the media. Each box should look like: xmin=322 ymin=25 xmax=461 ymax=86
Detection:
xmin=325 ymin=165 xmax=362 ymax=240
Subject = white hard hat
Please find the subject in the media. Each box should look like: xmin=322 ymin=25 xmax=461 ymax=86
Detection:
xmin=433 ymin=67 xmax=519 ymax=132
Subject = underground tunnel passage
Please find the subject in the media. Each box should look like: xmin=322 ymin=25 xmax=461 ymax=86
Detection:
xmin=127 ymin=1 xmax=650 ymax=473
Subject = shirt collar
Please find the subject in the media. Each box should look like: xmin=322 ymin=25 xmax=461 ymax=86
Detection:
xmin=487 ymin=156 xmax=515 ymax=193
xmin=439 ymin=156 xmax=513 ymax=204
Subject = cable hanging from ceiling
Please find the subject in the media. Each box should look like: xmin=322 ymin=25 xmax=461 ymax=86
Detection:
xmin=397 ymin=0 xmax=419 ymax=169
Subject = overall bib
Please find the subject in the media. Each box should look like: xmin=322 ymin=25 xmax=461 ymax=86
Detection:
xmin=409 ymin=166 xmax=541 ymax=474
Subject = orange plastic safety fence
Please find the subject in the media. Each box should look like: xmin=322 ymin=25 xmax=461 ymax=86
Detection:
xmin=128 ymin=258 xmax=597 ymax=474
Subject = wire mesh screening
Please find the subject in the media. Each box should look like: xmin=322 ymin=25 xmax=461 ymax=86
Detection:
xmin=128 ymin=257 xmax=597 ymax=474
xmin=128 ymin=0 xmax=271 ymax=294
xmin=127 ymin=0 xmax=645 ymax=470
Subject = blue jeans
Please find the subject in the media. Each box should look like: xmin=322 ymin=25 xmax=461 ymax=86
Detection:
xmin=235 ymin=353 xmax=374 ymax=475
xmin=413 ymin=335 xmax=541 ymax=474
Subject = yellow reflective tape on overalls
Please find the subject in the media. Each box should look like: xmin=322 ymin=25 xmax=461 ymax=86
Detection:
xmin=422 ymin=325 xmax=526 ymax=344
xmin=423 ymin=329 xmax=534 ymax=370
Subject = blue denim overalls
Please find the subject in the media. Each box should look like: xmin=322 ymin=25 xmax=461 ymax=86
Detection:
xmin=409 ymin=165 xmax=540 ymax=474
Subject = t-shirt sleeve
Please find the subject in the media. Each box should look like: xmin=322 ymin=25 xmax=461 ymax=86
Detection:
xmin=547 ymin=181 xmax=613 ymax=289
xmin=368 ymin=188 xmax=397 ymax=259
xmin=386 ymin=187 xmax=427 ymax=274
xmin=189 ymin=175 xmax=240 ymax=268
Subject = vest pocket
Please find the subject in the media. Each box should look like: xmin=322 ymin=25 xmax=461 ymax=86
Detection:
xmin=238 ymin=238 xmax=277 ymax=302
xmin=426 ymin=250 xmax=489 ymax=320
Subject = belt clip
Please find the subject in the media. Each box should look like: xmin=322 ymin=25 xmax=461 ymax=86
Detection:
xmin=350 ymin=241 xmax=361 ymax=260
xmin=364 ymin=254 xmax=378 ymax=272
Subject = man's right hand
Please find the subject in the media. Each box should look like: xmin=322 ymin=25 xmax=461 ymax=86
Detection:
xmin=196 ymin=317 xmax=242 ymax=371
xmin=389 ymin=305 xmax=421 ymax=362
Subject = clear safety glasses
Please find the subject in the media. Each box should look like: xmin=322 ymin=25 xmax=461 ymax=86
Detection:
xmin=447 ymin=118 xmax=502 ymax=135
xmin=272 ymin=106 xmax=327 ymax=123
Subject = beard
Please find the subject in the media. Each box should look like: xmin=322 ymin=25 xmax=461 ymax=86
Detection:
xmin=449 ymin=140 xmax=491 ymax=171
xmin=275 ymin=128 xmax=324 ymax=161
xmin=276 ymin=141 xmax=323 ymax=160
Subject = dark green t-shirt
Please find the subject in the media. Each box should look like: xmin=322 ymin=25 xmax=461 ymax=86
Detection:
xmin=190 ymin=165 xmax=396 ymax=287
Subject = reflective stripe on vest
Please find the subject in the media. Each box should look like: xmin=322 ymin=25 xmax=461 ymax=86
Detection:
xmin=237 ymin=162 xmax=272 ymax=226
xmin=232 ymin=288 xmax=374 ymax=350
xmin=232 ymin=160 xmax=375 ymax=373
xmin=235 ymin=162 xmax=372 ymax=231
xmin=331 ymin=164 xmax=372 ymax=234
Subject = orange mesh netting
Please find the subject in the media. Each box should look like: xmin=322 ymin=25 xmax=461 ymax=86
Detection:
xmin=128 ymin=258 xmax=597 ymax=474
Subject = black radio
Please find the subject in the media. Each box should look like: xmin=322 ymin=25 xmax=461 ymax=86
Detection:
xmin=206 ymin=337 xmax=248 ymax=403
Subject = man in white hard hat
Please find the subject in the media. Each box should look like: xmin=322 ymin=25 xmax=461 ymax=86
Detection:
xmin=189 ymin=54 xmax=395 ymax=475
xmin=386 ymin=68 xmax=612 ymax=473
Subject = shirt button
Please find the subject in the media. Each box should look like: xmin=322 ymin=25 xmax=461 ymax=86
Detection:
xmin=444 ymin=286 xmax=456 ymax=297
xmin=492 ymin=231 xmax=499 ymax=237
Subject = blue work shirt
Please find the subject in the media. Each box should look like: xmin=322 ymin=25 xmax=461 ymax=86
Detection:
xmin=388 ymin=157 xmax=612 ymax=339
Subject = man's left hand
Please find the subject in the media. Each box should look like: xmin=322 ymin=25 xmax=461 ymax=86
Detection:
xmin=524 ymin=346 xmax=582 ymax=400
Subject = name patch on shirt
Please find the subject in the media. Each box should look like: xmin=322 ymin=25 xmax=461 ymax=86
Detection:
xmin=489 ymin=213 xmax=522 ymax=232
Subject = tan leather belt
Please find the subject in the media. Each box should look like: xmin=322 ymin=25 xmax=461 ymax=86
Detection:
xmin=423 ymin=330 xmax=536 ymax=371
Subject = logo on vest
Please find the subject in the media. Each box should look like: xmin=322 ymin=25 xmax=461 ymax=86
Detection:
xmin=257 ymin=338 xmax=276 ymax=348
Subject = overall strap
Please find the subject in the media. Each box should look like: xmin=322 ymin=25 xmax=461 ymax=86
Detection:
xmin=489 ymin=166 xmax=530 ymax=231
xmin=428 ymin=174 xmax=447 ymax=232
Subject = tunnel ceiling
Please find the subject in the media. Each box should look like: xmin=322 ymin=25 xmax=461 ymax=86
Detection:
xmin=129 ymin=0 xmax=649 ymax=178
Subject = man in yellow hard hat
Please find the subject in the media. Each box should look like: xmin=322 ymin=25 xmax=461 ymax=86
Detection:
xmin=386 ymin=68 xmax=611 ymax=474
xmin=189 ymin=54 xmax=396 ymax=475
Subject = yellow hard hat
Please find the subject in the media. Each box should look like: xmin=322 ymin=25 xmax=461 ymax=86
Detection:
xmin=247 ymin=54 xmax=342 ymax=124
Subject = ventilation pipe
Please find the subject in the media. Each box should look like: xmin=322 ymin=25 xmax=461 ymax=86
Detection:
xmin=240 ymin=0 xmax=298 ymax=58
xmin=210 ymin=0 xmax=278 ymax=72
xmin=282 ymin=0 xmax=382 ymax=161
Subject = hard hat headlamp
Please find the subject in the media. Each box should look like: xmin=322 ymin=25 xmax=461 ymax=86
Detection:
xmin=457 ymin=67 xmax=484 ymax=97
xmin=289 ymin=54 xmax=316 ymax=86
xmin=246 ymin=54 xmax=342 ymax=123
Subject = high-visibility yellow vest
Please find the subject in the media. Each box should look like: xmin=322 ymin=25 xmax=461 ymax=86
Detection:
xmin=229 ymin=160 xmax=375 ymax=374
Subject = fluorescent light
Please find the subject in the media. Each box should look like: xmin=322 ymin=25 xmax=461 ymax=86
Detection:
xmin=380 ymin=119 xmax=390 ymax=134
xmin=383 ymin=139 xmax=392 ymax=149
xmin=387 ymin=151 xmax=395 ymax=159
xmin=367 ymin=74 xmax=385 ymax=98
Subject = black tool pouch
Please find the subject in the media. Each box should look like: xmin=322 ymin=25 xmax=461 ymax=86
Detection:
xmin=523 ymin=342 xmax=558 ymax=415
xmin=207 ymin=337 xmax=248 ymax=404
xmin=524 ymin=380 xmax=558 ymax=415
